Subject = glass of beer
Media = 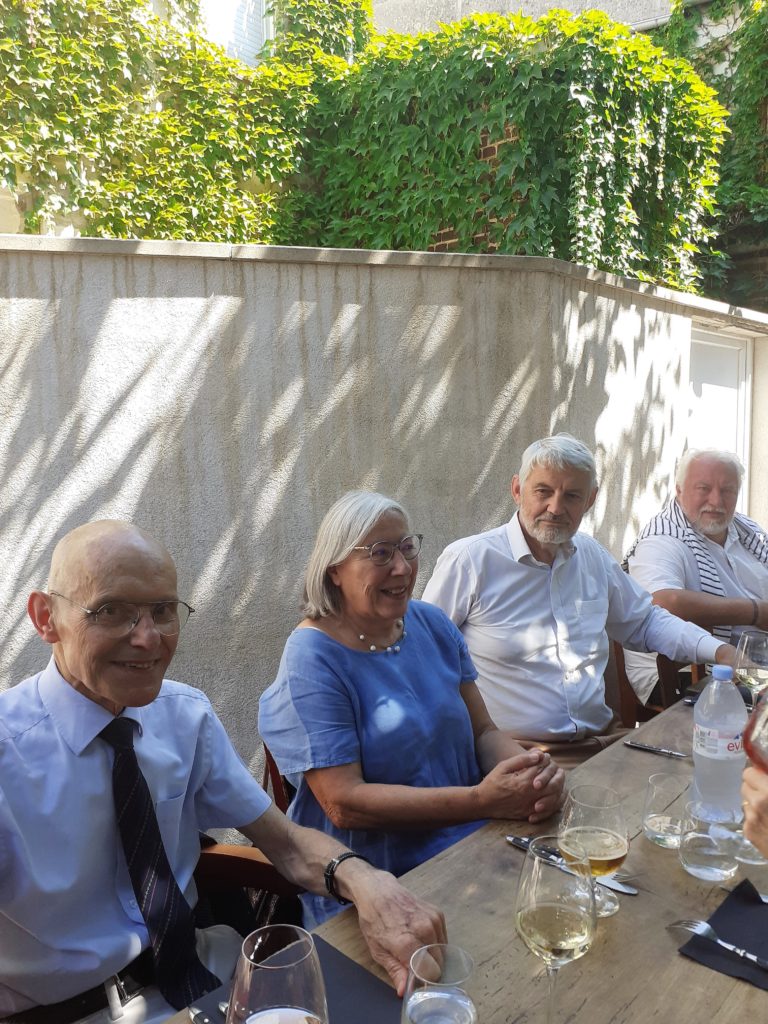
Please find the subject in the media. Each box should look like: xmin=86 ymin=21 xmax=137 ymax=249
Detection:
xmin=559 ymin=784 xmax=630 ymax=918
xmin=226 ymin=924 xmax=328 ymax=1024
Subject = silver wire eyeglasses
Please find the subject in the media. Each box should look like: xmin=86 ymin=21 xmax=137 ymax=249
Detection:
xmin=352 ymin=534 xmax=423 ymax=566
xmin=49 ymin=592 xmax=194 ymax=637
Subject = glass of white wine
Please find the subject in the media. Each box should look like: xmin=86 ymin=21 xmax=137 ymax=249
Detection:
xmin=400 ymin=944 xmax=476 ymax=1024
xmin=559 ymin=784 xmax=630 ymax=918
xmin=735 ymin=628 xmax=768 ymax=700
xmin=225 ymin=923 xmax=329 ymax=1024
xmin=515 ymin=834 xmax=596 ymax=1024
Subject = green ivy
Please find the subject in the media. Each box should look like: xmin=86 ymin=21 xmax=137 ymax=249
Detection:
xmin=289 ymin=12 xmax=728 ymax=291
xmin=266 ymin=0 xmax=372 ymax=61
xmin=0 ymin=2 xmax=729 ymax=294
xmin=0 ymin=0 xmax=323 ymax=240
xmin=653 ymin=0 xmax=767 ymax=307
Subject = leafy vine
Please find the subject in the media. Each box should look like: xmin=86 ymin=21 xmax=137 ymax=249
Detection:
xmin=0 ymin=2 xmax=730 ymax=294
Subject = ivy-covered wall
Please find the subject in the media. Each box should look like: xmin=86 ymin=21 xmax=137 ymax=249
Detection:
xmin=0 ymin=0 xmax=729 ymax=295
xmin=652 ymin=0 xmax=768 ymax=309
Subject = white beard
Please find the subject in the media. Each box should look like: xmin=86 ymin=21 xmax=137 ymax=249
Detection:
xmin=525 ymin=518 xmax=575 ymax=546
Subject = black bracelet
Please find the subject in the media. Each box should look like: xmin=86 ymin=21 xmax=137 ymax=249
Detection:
xmin=323 ymin=851 xmax=371 ymax=905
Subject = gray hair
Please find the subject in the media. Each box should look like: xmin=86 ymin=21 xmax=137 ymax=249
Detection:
xmin=302 ymin=490 xmax=410 ymax=619
xmin=518 ymin=434 xmax=597 ymax=490
xmin=675 ymin=448 xmax=744 ymax=489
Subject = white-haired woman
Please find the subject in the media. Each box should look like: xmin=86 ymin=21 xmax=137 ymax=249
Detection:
xmin=259 ymin=491 xmax=565 ymax=926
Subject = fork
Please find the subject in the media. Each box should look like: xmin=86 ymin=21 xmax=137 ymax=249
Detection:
xmin=667 ymin=918 xmax=768 ymax=969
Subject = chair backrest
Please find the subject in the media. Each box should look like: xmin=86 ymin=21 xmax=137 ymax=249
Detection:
xmin=261 ymin=742 xmax=293 ymax=813
xmin=613 ymin=641 xmax=704 ymax=728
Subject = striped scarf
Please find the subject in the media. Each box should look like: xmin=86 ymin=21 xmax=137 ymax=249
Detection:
xmin=623 ymin=498 xmax=768 ymax=642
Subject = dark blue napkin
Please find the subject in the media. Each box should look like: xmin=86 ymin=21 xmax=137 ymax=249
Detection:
xmin=679 ymin=879 xmax=768 ymax=989
xmin=191 ymin=933 xmax=400 ymax=1022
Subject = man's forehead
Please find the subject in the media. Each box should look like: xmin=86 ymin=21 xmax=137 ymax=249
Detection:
xmin=524 ymin=464 xmax=592 ymax=490
xmin=50 ymin=522 xmax=176 ymax=596
xmin=686 ymin=457 xmax=740 ymax=487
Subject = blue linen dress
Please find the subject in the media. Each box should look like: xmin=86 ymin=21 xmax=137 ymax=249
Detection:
xmin=258 ymin=600 xmax=486 ymax=925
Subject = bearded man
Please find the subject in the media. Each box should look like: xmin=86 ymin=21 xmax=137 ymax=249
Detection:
xmin=423 ymin=435 xmax=735 ymax=767
xmin=623 ymin=449 xmax=768 ymax=700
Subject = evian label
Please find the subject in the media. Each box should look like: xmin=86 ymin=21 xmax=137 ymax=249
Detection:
xmin=693 ymin=723 xmax=744 ymax=759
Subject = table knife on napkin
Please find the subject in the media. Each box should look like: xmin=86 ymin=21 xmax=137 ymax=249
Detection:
xmin=506 ymin=835 xmax=638 ymax=894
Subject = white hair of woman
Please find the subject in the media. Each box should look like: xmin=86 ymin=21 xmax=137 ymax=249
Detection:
xmin=518 ymin=433 xmax=597 ymax=490
xmin=303 ymin=490 xmax=410 ymax=619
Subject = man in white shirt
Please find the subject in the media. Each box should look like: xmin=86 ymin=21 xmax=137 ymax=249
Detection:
xmin=422 ymin=435 xmax=735 ymax=767
xmin=624 ymin=449 xmax=768 ymax=699
xmin=0 ymin=521 xmax=445 ymax=1024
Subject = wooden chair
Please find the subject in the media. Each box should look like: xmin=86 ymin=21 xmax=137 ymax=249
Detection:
xmin=614 ymin=641 xmax=705 ymax=728
xmin=193 ymin=752 xmax=303 ymax=932
xmin=261 ymin=742 xmax=294 ymax=814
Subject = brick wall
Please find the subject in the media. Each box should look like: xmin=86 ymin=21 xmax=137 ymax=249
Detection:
xmin=428 ymin=123 xmax=519 ymax=253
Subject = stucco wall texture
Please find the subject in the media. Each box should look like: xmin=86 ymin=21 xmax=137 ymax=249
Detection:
xmin=1 ymin=237 xmax=767 ymax=774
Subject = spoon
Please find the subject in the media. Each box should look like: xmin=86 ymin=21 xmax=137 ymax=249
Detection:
xmin=667 ymin=918 xmax=768 ymax=969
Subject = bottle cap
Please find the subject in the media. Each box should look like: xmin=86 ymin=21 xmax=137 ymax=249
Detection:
xmin=712 ymin=665 xmax=734 ymax=681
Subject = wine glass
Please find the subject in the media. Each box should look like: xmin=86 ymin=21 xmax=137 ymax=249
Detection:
xmin=400 ymin=944 xmax=476 ymax=1024
xmin=515 ymin=834 xmax=596 ymax=1024
xmin=225 ymin=923 xmax=329 ymax=1024
xmin=735 ymin=629 xmax=768 ymax=700
xmin=559 ymin=784 xmax=629 ymax=918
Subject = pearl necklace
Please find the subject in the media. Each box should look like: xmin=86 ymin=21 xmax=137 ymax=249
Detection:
xmin=358 ymin=618 xmax=406 ymax=654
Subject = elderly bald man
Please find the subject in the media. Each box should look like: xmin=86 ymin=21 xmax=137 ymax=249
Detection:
xmin=0 ymin=521 xmax=445 ymax=1024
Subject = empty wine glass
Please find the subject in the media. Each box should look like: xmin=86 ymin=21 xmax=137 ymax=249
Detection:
xmin=400 ymin=944 xmax=476 ymax=1024
xmin=515 ymin=834 xmax=596 ymax=1024
xmin=735 ymin=629 xmax=768 ymax=700
xmin=225 ymin=924 xmax=329 ymax=1024
xmin=559 ymin=784 xmax=629 ymax=918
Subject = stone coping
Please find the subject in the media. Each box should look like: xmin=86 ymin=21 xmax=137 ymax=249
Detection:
xmin=2 ymin=233 xmax=766 ymax=334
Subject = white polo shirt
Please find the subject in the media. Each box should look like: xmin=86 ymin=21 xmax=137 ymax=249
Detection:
xmin=422 ymin=513 xmax=724 ymax=741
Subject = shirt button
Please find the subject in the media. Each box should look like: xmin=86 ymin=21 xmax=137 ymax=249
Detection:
xmin=129 ymin=898 xmax=137 ymax=908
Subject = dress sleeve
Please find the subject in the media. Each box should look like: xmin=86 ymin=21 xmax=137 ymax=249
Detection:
xmin=258 ymin=634 xmax=362 ymax=777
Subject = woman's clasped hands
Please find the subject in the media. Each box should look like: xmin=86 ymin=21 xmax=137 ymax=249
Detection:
xmin=475 ymin=749 xmax=565 ymax=823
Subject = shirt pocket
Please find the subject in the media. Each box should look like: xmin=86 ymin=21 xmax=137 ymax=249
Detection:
xmin=567 ymin=597 xmax=609 ymax=660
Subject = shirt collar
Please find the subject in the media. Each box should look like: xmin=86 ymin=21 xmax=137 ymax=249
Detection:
xmin=506 ymin=511 xmax=577 ymax=566
xmin=38 ymin=656 xmax=144 ymax=756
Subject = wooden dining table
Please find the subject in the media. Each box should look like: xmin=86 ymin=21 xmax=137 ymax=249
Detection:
xmin=166 ymin=701 xmax=767 ymax=1022
xmin=315 ymin=701 xmax=767 ymax=1022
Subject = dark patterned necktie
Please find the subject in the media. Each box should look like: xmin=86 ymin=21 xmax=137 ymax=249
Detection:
xmin=100 ymin=716 xmax=220 ymax=1009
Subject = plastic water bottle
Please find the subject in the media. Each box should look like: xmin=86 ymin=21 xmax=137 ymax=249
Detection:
xmin=691 ymin=665 xmax=747 ymax=820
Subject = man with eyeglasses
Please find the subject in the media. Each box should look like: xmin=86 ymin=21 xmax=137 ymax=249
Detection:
xmin=0 ymin=520 xmax=446 ymax=1024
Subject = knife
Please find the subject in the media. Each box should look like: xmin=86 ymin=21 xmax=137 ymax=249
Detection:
xmin=505 ymin=835 xmax=638 ymax=895
xmin=624 ymin=739 xmax=690 ymax=759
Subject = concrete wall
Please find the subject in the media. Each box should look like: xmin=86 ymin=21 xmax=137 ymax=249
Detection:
xmin=1 ymin=237 xmax=767 ymax=775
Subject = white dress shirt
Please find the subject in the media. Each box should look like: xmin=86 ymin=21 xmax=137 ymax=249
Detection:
xmin=0 ymin=658 xmax=270 ymax=1014
xmin=625 ymin=522 xmax=768 ymax=697
xmin=422 ymin=513 xmax=724 ymax=741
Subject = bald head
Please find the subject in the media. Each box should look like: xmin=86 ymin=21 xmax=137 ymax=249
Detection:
xmin=30 ymin=520 xmax=180 ymax=715
xmin=48 ymin=520 xmax=176 ymax=600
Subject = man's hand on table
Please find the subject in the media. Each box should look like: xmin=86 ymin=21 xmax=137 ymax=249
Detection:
xmin=337 ymin=858 xmax=447 ymax=997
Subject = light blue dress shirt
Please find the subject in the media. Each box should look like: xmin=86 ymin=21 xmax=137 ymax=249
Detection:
xmin=0 ymin=658 xmax=270 ymax=1014
xmin=258 ymin=600 xmax=485 ymax=927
